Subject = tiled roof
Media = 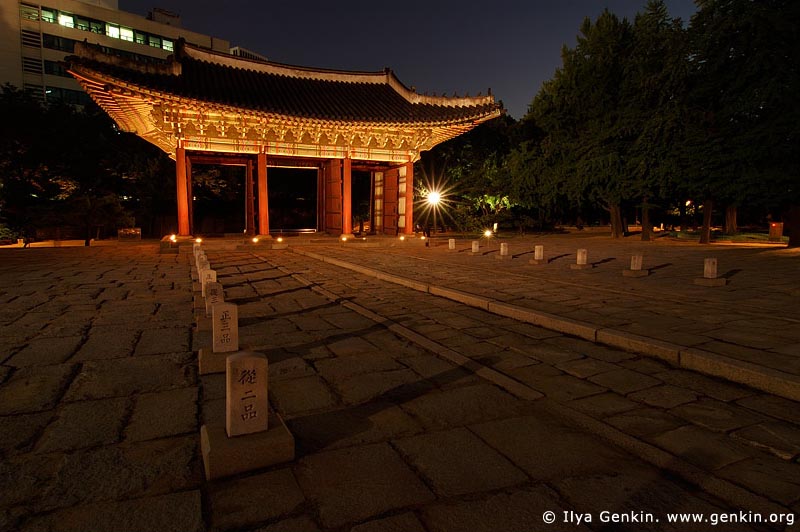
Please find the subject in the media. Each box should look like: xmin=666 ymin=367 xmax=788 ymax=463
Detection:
xmin=68 ymin=41 xmax=501 ymax=125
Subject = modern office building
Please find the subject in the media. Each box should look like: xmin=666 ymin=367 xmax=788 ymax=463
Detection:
xmin=0 ymin=0 xmax=230 ymax=104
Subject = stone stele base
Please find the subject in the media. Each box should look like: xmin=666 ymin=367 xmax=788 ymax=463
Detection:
xmin=529 ymin=258 xmax=546 ymax=265
xmin=198 ymin=347 xmax=241 ymax=375
xmin=570 ymin=263 xmax=592 ymax=270
xmin=694 ymin=277 xmax=728 ymax=287
xmin=201 ymin=411 xmax=295 ymax=480
xmin=623 ymin=269 xmax=649 ymax=277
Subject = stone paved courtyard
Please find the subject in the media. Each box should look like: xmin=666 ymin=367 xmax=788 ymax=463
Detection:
xmin=0 ymin=235 xmax=798 ymax=532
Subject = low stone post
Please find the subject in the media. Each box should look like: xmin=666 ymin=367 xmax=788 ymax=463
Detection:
xmin=496 ymin=242 xmax=511 ymax=260
xmin=204 ymin=282 xmax=224 ymax=318
xmin=623 ymin=254 xmax=648 ymax=277
xmin=694 ymin=258 xmax=727 ymax=286
xmin=471 ymin=241 xmax=480 ymax=255
xmin=570 ymin=248 xmax=591 ymax=270
xmin=201 ymin=269 xmax=217 ymax=297
xmin=226 ymin=352 xmax=268 ymax=437
xmin=198 ymin=302 xmax=239 ymax=374
xmin=448 ymin=238 xmax=456 ymax=251
xmin=529 ymin=245 xmax=545 ymax=265
xmin=200 ymin=350 xmax=294 ymax=480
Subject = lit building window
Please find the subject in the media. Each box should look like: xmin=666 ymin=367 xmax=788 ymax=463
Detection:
xmin=134 ymin=31 xmax=146 ymax=44
xmin=162 ymin=39 xmax=173 ymax=52
xmin=41 ymin=9 xmax=55 ymax=23
xmin=90 ymin=21 xmax=103 ymax=34
xmin=106 ymin=24 xmax=120 ymax=39
xmin=75 ymin=17 xmax=89 ymax=31
xmin=58 ymin=13 xmax=74 ymax=28
xmin=120 ymin=27 xmax=134 ymax=42
xmin=148 ymin=35 xmax=161 ymax=48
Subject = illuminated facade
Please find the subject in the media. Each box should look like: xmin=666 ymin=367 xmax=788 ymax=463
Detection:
xmin=0 ymin=0 xmax=229 ymax=104
xmin=68 ymin=40 xmax=502 ymax=237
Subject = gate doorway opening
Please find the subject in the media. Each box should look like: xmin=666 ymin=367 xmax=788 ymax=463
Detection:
xmin=268 ymin=167 xmax=318 ymax=233
xmin=192 ymin=164 xmax=246 ymax=235
xmin=353 ymin=170 xmax=372 ymax=234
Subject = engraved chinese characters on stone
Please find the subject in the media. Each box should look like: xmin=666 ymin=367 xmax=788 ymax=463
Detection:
xmin=201 ymin=269 xmax=217 ymax=297
xmin=226 ymin=352 xmax=268 ymax=437
xmin=205 ymin=282 xmax=224 ymax=318
xmin=213 ymin=302 xmax=239 ymax=353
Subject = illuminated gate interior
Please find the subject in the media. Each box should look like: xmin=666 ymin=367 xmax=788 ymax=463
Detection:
xmin=267 ymin=167 xmax=318 ymax=232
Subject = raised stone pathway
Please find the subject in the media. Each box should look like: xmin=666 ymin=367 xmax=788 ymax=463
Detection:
xmin=292 ymin=234 xmax=800 ymax=401
xmin=1 ymin=237 xmax=798 ymax=532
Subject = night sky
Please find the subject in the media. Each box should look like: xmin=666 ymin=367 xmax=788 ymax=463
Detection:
xmin=119 ymin=1 xmax=697 ymax=119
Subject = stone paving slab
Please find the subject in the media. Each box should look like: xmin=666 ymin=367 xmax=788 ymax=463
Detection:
xmin=294 ymin=443 xmax=436 ymax=529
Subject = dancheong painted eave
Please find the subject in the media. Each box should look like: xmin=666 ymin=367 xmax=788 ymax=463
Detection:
xmin=66 ymin=40 xmax=503 ymax=162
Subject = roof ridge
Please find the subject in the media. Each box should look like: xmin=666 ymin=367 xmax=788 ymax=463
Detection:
xmin=181 ymin=42 xmax=496 ymax=109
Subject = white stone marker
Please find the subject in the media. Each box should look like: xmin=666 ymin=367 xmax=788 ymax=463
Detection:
xmin=497 ymin=242 xmax=511 ymax=260
xmin=205 ymin=282 xmax=225 ymax=318
xmin=530 ymin=245 xmax=545 ymax=265
xmin=623 ymin=254 xmax=648 ymax=277
xmin=213 ymin=302 xmax=239 ymax=353
xmin=201 ymin=350 xmax=294 ymax=480
xmin=197 ymin=257 xmax=209 ymax=276
xmin=193 ymin=242 xmax=201 ymax=256
xmin=471 ymin=241 xmax=480 ymax=254
xmin=226 ymin=352 xmax=269 ymax=437
xmin=694 ymin=258 xmax=727 ymax=286
xmin=201 ymin=269 xmax=217 ymax=297
xmin=704 ymin=258 xmax=718 ymax=278
xmin=448 ymin=238 xmax=456 ymax=251
xmin=570 ymin=248 xmax=591 ymax=270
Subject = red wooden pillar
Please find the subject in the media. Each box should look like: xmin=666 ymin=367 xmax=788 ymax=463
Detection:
xmin=404 ymin=161 xmax=414 ymax=234
xmin=175 ymin=146 xmax=190 ymax=236
xmin=257 ymin=153 xmax=269 ymax=235
xmin=245 ymin=159 xmax=255 ymax=235
xmin=186 ymin=156 xmax=194 ymax=236
xmin=342 ymin=157 xmax=353 ymax=235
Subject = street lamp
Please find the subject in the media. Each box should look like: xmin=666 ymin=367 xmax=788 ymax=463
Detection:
xmin=427 ymin=191 xmax=441 ymax=246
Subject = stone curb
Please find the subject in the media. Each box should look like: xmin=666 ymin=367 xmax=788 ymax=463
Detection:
xmin=291 ymin=247 xmax=800 ymax=402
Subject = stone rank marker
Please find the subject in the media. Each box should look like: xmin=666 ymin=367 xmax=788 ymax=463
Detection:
xmin=529 ymin=245 xmax=546 ymax=265
xmin=200 ymin=351 xmax=295 ymax=480
xmin=226 ymin=352 xmax=268 ymax=437
xmin=448 ymin=238 xmax=457 ymax=252
xmin=213 ymin=302 xmax=239 ymax=353
xmin=623 ymin=254 xmax=649 ymax=277
xmin=694 ymin=257 xmax=728 ymax=286
xmin=471 ymin=241 xmax=480 ymax=255
xmin=201 ymin=269 xmax=217 ymax=297
xmin=204 ymin=282 xmax=224 ymax=318
xmin=496 ymin=242 xmax=511 ymax=260
xmin=198 ymin=302 xmax=240 ymax=374
xmin=570 ymin=248 xmax=592 ymax=270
